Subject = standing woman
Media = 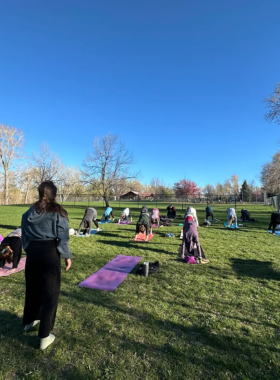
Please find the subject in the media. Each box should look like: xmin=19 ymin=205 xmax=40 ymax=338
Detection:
xmin=22 ymin=181 xmax=72 ymax=350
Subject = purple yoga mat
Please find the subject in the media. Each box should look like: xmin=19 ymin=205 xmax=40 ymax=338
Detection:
xmin=78 ymin=255 xmax=142 ymax=291
xmin=0 ymin=257 xmax=26 ymax=277
xmin=115 ymin=221 xmax=131 ymax=225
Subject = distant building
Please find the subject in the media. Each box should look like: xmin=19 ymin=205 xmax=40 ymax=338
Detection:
xmin=120 ymin=191 xmax=154 ymax=200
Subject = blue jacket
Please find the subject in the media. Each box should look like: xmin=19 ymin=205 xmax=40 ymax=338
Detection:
xmin=21 ymin=207 xmax=71 ymax=259
xmin=103 ymin=207 xmax=112 ymax=216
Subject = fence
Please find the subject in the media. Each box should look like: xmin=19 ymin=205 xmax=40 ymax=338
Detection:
xmin=57 ymin=191 xmax=265 ymax=209
xmin=264 ymin=193 xmax=280 ymax=211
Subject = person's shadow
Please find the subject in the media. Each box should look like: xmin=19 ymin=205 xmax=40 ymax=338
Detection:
xmin=231 ymin=258 xmax=280 ymax=281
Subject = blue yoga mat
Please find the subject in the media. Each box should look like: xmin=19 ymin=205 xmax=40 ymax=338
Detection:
xmin=224 ymin=223 xmax=240 ymax=229
xmin=267 ymin=230 xmax=280 ymax=236
xmin=77 ymin=229 xmax=103 ymax=237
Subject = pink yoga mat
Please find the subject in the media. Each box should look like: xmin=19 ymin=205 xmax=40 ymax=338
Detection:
xmin=131 ymin=233 xmax=155 ymax=242
xmin=115 ymin=221 xmax=131 ymax=225
xmin=78 ymin=255 xmax=142 ymax=291
xmin=0 ymin=257 xmax=26 ymax=277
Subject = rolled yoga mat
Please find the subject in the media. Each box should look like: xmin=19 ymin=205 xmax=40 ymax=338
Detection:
xmin=78 ymin=255 xmax=142 ymax=291
xmin=0 ymin=257 xmax=26 ymax=277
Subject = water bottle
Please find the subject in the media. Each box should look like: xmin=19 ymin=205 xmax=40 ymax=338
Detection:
xmin=143 ymin=262 xmax=149 ymax=277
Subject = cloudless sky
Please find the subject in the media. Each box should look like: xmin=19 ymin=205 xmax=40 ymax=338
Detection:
xmin=1 ymin=0 xmax=280 ymax=188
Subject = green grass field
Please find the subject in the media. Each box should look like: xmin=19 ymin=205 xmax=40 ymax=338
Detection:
xmin=1 ymin=203 xmax=280 ymax=380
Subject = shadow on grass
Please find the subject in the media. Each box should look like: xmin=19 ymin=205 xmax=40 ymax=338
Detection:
xmin=231 ymin=258 xmax=280 ymax=281
xmin=0 ymin=223 xmax=20 ymax=230
xmin=100 ymin=239 xmax=175 ymax=255
xmin=58 ymin=290 xmax=280 ymax=379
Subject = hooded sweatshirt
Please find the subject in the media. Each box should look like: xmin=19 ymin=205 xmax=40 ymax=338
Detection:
xmin=181 ymin=221 xmax=202 ymax=258
xmin=21 ymin=206 xmax=71 ymax=259
xmin=185 ymin=207 xmax=199 ymax=226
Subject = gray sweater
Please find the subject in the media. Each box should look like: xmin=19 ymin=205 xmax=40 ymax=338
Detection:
xmin=21 ymin=207 xmax=71 ymax=259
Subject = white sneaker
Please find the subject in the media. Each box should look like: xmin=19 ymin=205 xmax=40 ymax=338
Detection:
xmin=24 ymin=320 xmax=40 ymax=332
xmin=40 ymin=334 xmax=55 ymax=350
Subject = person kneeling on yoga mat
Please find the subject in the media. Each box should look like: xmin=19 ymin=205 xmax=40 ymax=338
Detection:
xmin=151 ymin=208 xmax=160 ymax=227
xmin=227 ymin=207 xmax=237 ymax=227
xmin=101 ymin=207 xmax=114 ymax=222
xmin=0 ymin=228 xmax=22 ymax=272
xmin=75 ymin=207 xmax=99 ymax=236
xmin=133 ymin=206 xmax=151 ymax=241
xmin=118 ymin=207 xmax=132 ymax=223
xmin=268 ymin=212 xmax=280 ymax=235
xmin=181 ymin=216 xmax=209 ymax=264
xmin=240 ymin=209 xmax=250 ymax=222
xmin=205 ymin=206 xmax=214 ymax=221
xmin=167 ymin=205 xmax=176 ymax=218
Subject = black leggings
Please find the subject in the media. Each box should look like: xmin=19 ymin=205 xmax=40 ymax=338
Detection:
xmin=269 ymin=213 xmax=280 ymax=234
xmin=23 ymin=240 xmax=61 ymax=338
xmin=0 ymin=236 xmax=22 ymax=268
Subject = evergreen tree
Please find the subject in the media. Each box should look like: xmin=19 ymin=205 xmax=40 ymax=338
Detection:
xmin=240 ymin=180 xmax=252 ymax=202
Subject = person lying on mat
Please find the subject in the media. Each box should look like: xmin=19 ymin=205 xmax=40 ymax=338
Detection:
xmin=268 ymin=212 xmax=280 ymax=235
xmin=75 ymin=207 xmax=99 ymax=236
xmin=118 ymin=207 xmax=132 ymax=223
xmin=150 ymin=208 xmax=160 ymax=227
xmin=185 ymin=207 xmax=199 ymax=226
xmin=167 ymin=205 xmax=176 ymax=218
xmin=240 ymin=209 xmax=250 ymax=222
xmin=0 ymin=228 xmax=22 ymax=271
xmin=101 ymin=207 xmax=114 ymax=222
xmin=181 ymin=217 xmax=209 ymax=264
xmin=205 ymin=206 xmax=214 ymax=221
xmin=133 ymin=207 xmax=151 ymax=241
xmin=227 ymin=207 xmax=237 ymax=227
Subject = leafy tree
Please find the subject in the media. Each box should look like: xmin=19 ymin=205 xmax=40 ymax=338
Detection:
xmin=173 ymin=179 xmax=199 ymax=198
xmin=264 ymin=82 xmax=280 ymax=125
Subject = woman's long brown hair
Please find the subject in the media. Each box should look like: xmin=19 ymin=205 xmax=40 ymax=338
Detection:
xmin=33 ymin=181 xmax=68 ymax=218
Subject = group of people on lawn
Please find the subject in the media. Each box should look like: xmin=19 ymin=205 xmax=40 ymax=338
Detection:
xmin=1 ymin=180 xmax=278 ymax=352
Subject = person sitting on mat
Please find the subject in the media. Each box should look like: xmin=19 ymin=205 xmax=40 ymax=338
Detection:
xmin=180 ymin=216 xmax=209 ymax=264
xmin=101 ymin=206 xmax=114 ymax=222
xmin=185 ymin=206 xmax=199 ymax=226
xmin=75 ymin=207 xmax=99 ymax=236
xmin=118 ymin=207 xmax=132 ymax=224
xmin=0 ymin=228 xmax=22 ymax=272
xmin=240 ymin=209 xmax=251 ymax=222
xmin=205 ymin=206 xmax=214 ymax=221
xmin=150 ymin=208 xmax=160 ymax=227
xmin=133 ymin=206 xmax=151 ymax=242
xmin=227 ymin=207 xmax=237 ymax=227
xmin=167 ymin=205 xmax=176 ymax=218
xmin=268 ymin=212 xmax=280 ymax=235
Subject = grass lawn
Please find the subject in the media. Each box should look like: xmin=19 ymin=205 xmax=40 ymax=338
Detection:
xmin=0 ymin=203 xmax=280 ymax=379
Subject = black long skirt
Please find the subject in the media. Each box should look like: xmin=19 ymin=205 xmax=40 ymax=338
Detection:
xmin=23 ymin=240 xmax=61 ymax=338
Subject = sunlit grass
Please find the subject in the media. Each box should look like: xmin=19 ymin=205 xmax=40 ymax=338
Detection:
xmin=0 ymin=203 xmax=280 ymax=379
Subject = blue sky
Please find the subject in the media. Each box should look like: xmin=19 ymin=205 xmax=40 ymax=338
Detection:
xmin=0 ymin=0 xmax=280 ymax=188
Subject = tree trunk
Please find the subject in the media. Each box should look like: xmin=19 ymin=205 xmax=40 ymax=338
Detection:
xmin=4 ymin=170 xmax=9 ymax=205
xmin=103 ymin=194 xmax=110 ymax=207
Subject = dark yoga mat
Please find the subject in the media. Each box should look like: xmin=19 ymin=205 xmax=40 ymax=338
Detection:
xmin=78 ymin=255 xmax=142 ymax=291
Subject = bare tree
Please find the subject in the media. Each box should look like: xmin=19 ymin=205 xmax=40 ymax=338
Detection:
xmin=82 ymin=134 xmax=138 ymax=207
xmin=31 ymin=143 xmax=64 ymax=186
xmin=264 ymin=83 xmax=280 ymax=125
xmin=261 ymin=151 xmax=280 ymax=194
xmin=202 ymin=184 xmax=216 ymax=199
xmin=0 ymin=124 xmax=24 ymax=204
